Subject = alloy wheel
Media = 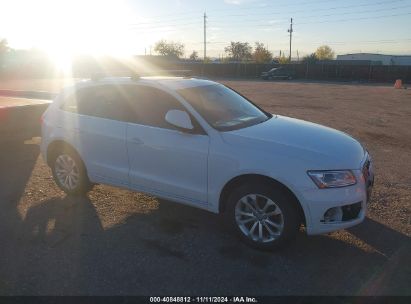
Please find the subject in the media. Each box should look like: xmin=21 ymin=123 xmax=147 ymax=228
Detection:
xmin=235 ymin=193 xmax=284 ymax=243
xmin=55 ymin=154 xmax=80 ymax=190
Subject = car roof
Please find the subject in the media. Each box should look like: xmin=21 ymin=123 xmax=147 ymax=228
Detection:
xmin=73 ymin=76 xmax=217 ymax=91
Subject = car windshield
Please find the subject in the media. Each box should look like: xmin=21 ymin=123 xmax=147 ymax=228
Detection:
xmin=178 ymin=84 xmax=270 ymax=131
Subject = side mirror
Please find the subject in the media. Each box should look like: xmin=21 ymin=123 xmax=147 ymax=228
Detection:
xmin=165 ymin=109 xmax=194 ymax=131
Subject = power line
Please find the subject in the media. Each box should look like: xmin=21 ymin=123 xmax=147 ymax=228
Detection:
xmin=294 ymin=38 xmax=411 ymax=46
xmin=209 ymin=0 xmax=407 ymax=19
xmin=122 ymin=4 xmax=411 ymax=56
xmin=205 ymin=10 xmax=411 ymax=31
xmin=208 ymin=4 xmax=411 ymax=27
xmin=137 ymin=0 xmax=334 ymax=20
xmin=126 ymin=0 xmax=406 ymax=27
xmin=295 ymin=11 xmax=411 ymax=25
xmin=122 ymin=2 xmax=411 ymax=34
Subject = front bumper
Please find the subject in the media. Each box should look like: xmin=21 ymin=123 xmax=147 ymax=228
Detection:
xmin=303 ymin=154 xmax=374 ymax=235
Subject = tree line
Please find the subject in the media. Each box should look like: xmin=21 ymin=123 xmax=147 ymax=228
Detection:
xmin=0 ymin=38 xmax=335 ymax=69
xmin=154 ymin=39 xmax=335 ymax=63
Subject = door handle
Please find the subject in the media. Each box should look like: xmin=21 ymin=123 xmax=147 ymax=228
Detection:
xmin=131 ymin=137 xmax=144 ymax=145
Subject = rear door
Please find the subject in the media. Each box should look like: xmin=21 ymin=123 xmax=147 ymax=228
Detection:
xmin=125 ymin=85 xmax=209 ymax=206
xmin=60 ymin=85 xmax=131 ymax=186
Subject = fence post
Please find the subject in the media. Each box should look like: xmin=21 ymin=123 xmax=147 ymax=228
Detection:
xmin=305 ymin=63 xmax=309 ymax=79
xmin=321 ymin=62 xmax=324 ymax=80
xmin=368 ymin=64 xmax=372 ymax=83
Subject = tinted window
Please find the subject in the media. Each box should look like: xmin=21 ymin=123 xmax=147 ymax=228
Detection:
xmin=127 ymin=86 xmax=186 ymax=129
xmin=60 ymin=93 xmax=79 ymax=113
xmin=61 ymin=86 xmax=132 ymax=122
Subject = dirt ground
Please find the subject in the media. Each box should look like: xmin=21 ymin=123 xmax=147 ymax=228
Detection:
xmin=0 ymin=79 xmax=410 ymax=296
xmin=0 ymin=78 xmax=76 ymax=93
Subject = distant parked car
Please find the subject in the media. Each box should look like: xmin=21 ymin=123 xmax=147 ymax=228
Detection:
xmin=261 ymin=67 xmax=295 ymax=80
xmin=41 ymin=76 xmax=373 ymax=250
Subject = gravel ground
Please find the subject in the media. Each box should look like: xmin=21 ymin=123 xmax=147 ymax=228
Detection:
xmin=0 ymin=80 xmax=410 ymax=296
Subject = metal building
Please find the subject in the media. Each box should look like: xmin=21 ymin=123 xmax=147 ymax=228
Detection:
xmin=336 ymin=53 xmax=411 ymax=66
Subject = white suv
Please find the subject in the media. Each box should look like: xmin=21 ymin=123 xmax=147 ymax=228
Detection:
xmin=41 ymin=77 xmax=374 ymax=249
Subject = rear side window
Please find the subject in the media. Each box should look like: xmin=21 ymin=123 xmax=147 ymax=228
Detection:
xmin=60 ymin=93 xmax=79 ymax=113
xmin=60 ymin=86 xmax=133 ymax=122
xmin=60 ymin=84 xmax=204 ymax=133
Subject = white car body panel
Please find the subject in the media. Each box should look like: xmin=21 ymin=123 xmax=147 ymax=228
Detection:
xmin=126 ymin=122 xmax=209 ymax=205
xmin=41 ymin=77 xmax=374 ymax=236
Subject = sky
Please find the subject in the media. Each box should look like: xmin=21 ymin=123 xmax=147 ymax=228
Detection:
xmin=1 ymin=0 xmax=411 ymax=60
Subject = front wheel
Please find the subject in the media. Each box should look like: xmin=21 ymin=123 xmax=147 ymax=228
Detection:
xmin=226 ymin=183 xmax=300 ymax=250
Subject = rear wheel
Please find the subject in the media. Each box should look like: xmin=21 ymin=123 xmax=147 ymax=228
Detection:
xmin=50 ymin=147 xmax=92 ymax=195
xmin=226 ymin=182 xmax=300 ymax=250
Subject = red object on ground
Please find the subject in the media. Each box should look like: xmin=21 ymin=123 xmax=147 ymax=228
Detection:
xmin=394 ymin=79 xmax=403 ymax=89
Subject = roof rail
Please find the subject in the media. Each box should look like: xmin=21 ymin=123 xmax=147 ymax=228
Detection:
xmin=88 ymin=69 xmax=192 ymax=80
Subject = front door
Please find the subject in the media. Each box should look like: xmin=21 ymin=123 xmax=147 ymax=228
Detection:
xmin=125 ymin=85 xmax=209 ymax=205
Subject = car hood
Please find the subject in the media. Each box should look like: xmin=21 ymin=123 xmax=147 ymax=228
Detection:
xmin=221 ymin=115 xmax=365 ymax=169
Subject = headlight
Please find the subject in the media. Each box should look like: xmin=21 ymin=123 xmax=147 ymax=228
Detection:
xmin=307 ymin=170 xmax=356 ymax=188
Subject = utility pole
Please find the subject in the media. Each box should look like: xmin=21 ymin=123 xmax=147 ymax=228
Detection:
xmin=203 ymin=12 xmax=207 ymax=61
xmin=287 ymin=18 xmax=293 ymax=63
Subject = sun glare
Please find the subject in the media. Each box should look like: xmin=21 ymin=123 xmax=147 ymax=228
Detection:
xmin=3 ymin=0 xmax=140 ymax=73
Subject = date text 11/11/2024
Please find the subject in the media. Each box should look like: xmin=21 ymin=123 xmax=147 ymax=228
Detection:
xmin=149 ymin=296 xmax=258 ymax=303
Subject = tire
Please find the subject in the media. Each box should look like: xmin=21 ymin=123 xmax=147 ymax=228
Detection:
xmin=225 ymin=182 xmax=300 ymax=250
xmin=50 ymin=146 xmax=92 ymax=195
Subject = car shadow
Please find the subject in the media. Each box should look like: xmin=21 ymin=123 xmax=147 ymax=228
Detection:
xmin=0 ymin=133 xmax=41 ymax=294
xmin=5 ymin=193 xmax=410 ymax=296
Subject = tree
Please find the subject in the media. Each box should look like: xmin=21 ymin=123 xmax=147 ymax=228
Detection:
xmin=252 ymin=42 xmax=272 ymax=63
xmin=224 ymin=41 xmax=252 ymax=62
xmin=302 ymin=53 xmax=319 ymax=63
xmin=154 ymin=40 xmax=185 ymax=58
xmin=189 ymin=50 xmax=199 ymax=61
xmin=315 ymin=45 xmax=335 ymax=60
xmin=277 ymin=53 xmax=290 ymax=64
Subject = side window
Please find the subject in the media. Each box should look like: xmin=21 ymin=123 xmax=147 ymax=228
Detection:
xmin=129 ymin=86 xmax=186 ymax=129
xmin=60 ymin=93 xmax=79 ymax=113
xmin=62 ymin=86 xmax=132 ymax=121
